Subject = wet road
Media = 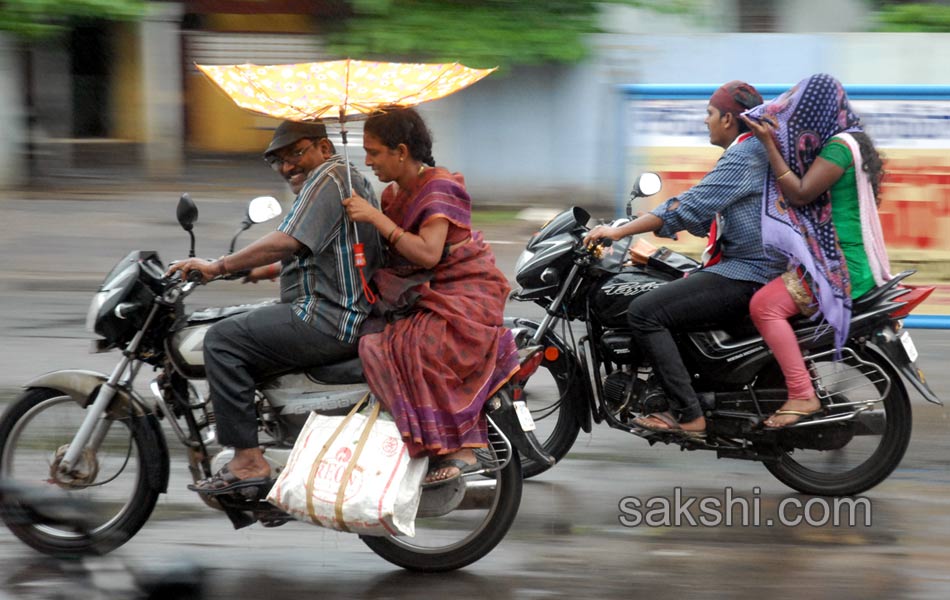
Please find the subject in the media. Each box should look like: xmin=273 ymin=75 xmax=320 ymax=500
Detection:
xmin=2 ymin=191 xmax=950 ymax=599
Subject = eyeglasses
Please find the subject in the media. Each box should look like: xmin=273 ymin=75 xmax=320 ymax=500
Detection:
xmin=265 ymin=141 xmax=315 ymax=171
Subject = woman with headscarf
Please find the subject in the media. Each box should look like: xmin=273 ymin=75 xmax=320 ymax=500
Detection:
xmin=342 ymin=107 xmax=519 ymax=486
xmin=740 ymin=73 xmax=891 ymax=429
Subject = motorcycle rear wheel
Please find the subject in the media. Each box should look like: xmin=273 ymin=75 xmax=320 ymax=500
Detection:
xmin=361 ymin=419 xmax=523 ymax=572
xmin=763 ymin=348 xmax=912 ymax=496
xmin=0 ymin=387 xmax=161 ymax=556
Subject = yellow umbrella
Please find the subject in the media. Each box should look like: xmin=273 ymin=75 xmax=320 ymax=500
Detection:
xmin=196 ymin=59 xmax=496 ymax=124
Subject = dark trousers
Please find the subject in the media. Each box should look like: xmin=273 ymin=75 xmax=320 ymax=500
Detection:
xmin=204 ymin=303 xmax=357 ymax=449
xmin=626 ymin=271 xmax=760 ymax=422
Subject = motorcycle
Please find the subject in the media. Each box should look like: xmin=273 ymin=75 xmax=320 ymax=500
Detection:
xmin=507 ymin=172 xmax=941 ymax=496
xmin=0 ymin=194 xmax=551 ymax=572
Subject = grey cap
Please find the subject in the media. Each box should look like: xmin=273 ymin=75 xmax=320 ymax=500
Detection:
xmin=264 ymin=120 xmax=328 ymax=157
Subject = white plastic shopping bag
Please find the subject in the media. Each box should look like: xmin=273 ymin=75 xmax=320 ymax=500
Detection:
xmin=266 ymin=395 xmax=428 ymax=536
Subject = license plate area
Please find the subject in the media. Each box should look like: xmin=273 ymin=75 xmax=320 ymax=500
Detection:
xmin=900 ymin=330 xmax=919 ymax=363
xmin=513 ymin=400 xmax=536 ymax=431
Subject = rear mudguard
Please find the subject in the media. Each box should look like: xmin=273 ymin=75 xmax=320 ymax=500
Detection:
xmin=486 ymin=392 xmax=555 ymax=467
xmin=23 ymin=370 xmax=171 ymax=493
xmin=870 ymin=327 xmax=943 ymax=405
xmin=504 ymin=317 xmax=593 ymax=433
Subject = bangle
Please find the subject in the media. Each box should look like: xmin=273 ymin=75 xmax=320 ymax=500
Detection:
xmin=391 ymin=229 xmax=407 ymax=247
xmin=386 ymin=224 xmax=400 ymax=242
xmin=776 ymin=169 xmax=792 ymax=181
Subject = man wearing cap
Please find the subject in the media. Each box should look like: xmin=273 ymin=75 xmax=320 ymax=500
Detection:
xmin=584 ymin=80 xmax=782 ymax=439
xmin=168 ymin=120 xmax=383 ymax=495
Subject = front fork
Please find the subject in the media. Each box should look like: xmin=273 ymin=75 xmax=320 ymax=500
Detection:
xmin=58 ymin=305 xmax=158 ymax=475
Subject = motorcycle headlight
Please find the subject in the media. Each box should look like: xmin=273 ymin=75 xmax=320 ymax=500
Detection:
xmin=85 ymin=290 xmax=109 ymax=334
xmin=513 ymin=249 xmax=535 ymax=277
xmin=85 ymin=264 xmax=137 ymax=337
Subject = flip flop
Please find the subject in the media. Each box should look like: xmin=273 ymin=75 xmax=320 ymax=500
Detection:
xmin=422 ymin=458 xmax=482 ymax=489
xmin=761 ymin=408 xmax=823 ymax=431
xmin=187 ymin=464 xmax=273 ymax=497
xmin=633 ymin=412 xmax=706 ymax=440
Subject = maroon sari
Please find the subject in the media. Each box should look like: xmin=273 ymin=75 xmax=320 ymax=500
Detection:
xmin=359 ymin=168 xmax=519 ymax=457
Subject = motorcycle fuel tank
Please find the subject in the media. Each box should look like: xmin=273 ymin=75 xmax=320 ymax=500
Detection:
xmin=590 ymin=268 xmax=666 ymax=329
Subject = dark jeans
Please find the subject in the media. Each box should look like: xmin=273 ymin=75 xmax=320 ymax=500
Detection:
xmin=204 ymin=303 xmax=357 ymax=449
xmin=626 ymin=271 xmax=760 ymax=423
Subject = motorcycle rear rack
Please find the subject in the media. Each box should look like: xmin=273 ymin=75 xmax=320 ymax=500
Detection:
xmin=807 ymin=346 xmax=891 ymax=410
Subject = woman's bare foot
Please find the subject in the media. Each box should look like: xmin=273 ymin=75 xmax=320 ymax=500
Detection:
xmin=763 ymin=397 xmax=822 ymax=429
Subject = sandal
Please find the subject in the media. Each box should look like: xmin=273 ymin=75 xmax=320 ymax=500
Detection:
xmin=422 ymin=458 xmax=482 ymax=489
xmin=633 ymin=412 xmax=706 ymax=440
xmin=761 ymin=408 xmax=823 ymax=430
xmin=187 ymin=464 xmax=273 ymax=497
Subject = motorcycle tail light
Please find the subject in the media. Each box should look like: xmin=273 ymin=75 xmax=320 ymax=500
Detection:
xmin=512 ymin=346 xmax=544 ymax=386
xmin=890 ymin=285 xmax=935 ymax=318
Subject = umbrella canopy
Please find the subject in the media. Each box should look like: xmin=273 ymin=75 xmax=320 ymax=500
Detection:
xmin=195 ymin=59 xmax=496 ymax=123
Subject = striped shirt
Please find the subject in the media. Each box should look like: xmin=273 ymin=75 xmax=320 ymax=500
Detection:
xmin=650 ymin=137 xmax=782 ymax=284
xmin=277 ymin=155 xmax=383 ymax=343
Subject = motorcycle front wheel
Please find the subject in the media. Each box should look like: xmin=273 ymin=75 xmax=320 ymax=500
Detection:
xmin=361 ymin=415 xmax=523 ymax=572
xmin=0 ymin=387 xmax=162 ymax=556
xmin=763 ymin=347 xmax=912 ymax=496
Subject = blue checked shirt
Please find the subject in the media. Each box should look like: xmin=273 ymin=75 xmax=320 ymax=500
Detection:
xmin=650 ymin=137 xmax=782 ymax=284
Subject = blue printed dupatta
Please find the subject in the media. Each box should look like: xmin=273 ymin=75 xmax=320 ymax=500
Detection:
xmin=742 ymin=73 xmax=864 ymax=351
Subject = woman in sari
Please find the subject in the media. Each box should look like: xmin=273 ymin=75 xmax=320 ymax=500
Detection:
xmin=342 ymin=107 xmax=519 ymax=485
xmin=740 ymin=73 xmax=891 ymax=429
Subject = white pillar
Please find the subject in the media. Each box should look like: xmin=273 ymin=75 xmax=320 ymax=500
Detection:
xmin=140 ymin=2 xmax=184 ymax=178
xmin=0 ymin=34 xmax=26 ymax=188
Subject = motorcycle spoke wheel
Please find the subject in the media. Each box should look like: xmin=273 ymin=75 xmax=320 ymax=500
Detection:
xmin=361 ymin=421 xmax=523 ymax=572
xmin=0 ymin=388 xmax=160 ymax=556
xmin=763 ymin=349 xmax=912 ymax=496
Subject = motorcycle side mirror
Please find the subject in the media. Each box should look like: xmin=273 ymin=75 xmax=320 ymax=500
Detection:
xmin=631 ymin=172 xmax=662 ymax=199
xmin=247 ymin=196 xmax=282 ymax=224
xmin=228 ymin=196 xmax=283 ymax=254
xmin=176 ymin=193 xmax=198 ymax=258
xmin=626 ymin=172 xmax=663 ymax=218
xmin=176 ymin=193 xmax=198 ymax=231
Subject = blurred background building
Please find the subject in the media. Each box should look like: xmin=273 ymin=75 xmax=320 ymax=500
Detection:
xmin=1 ymin=0 xmax=949 ymax=218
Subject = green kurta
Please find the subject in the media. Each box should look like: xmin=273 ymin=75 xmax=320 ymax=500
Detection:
xmin=820 ymin=137 xmax=875 ymax=298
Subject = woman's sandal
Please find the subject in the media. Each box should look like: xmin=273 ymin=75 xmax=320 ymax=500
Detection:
xmin=422 ymin=458 xmax=482 ymax=489
xmin=187 ymin=464 xmax=273 ymax=497
xmin=633 ymin=411 xmax=706 ymax=440
xmin=761 ymin=407 xmax=823 ymax=430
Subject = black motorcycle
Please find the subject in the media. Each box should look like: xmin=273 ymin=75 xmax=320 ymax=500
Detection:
xmin=0 ymin=194 xmax=551 ymax=572
xmin=506 ymin=173 xmax=941 ymax=496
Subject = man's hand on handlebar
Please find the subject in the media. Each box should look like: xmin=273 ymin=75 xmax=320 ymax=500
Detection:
xmin=583 ymin=225 xmax=623 ymax=248
xmin=165 ymin=258 xmax=221 ymax=283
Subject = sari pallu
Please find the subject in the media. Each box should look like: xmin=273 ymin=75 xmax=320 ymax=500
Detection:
xmin=742 ymin=73 xmax=864 ymax=351
xmin=359 ymin=171 xmax=519 ymax=458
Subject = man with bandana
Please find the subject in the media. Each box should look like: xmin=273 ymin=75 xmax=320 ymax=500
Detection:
xmin=584 ymin=80 xmax=782 ymax=439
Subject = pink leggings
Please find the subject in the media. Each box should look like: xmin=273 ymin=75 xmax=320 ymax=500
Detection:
xmin=749 ymin=278 xmax=815 ymax=400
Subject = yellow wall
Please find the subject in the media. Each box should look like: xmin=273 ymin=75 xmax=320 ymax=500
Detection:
xmin=187 ymin=74 xmax=280 ymax=152
xmin=205 ymin=14 xmax=315 ymax=34
xmin=111 ymin=22 xmax=144 ymax=141
xmin=186 ymin=13 xmax=317 ymax=152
